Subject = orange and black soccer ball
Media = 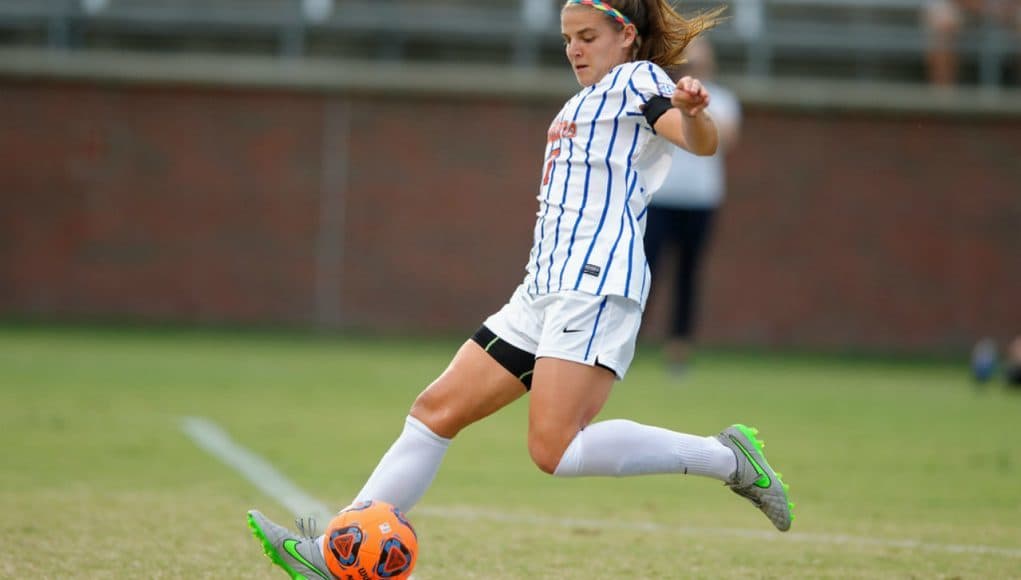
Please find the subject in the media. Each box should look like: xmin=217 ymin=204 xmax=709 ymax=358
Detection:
xmin=323 ymin=500 xmax=418 ymax=580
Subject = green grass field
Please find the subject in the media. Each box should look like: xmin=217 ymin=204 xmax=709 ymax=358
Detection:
xmin=2 ymin=324 xmax=1020 ymax=579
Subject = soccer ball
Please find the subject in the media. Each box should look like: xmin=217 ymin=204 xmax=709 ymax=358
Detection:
xmin=323 ymin=500 xmax=418 ymax=580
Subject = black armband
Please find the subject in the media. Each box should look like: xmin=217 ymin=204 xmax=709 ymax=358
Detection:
xmin=642 ymin=96 xmax=672 ymax=128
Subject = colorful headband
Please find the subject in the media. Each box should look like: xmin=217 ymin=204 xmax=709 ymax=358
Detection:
xmin=567 ymin=0 xmax=632 ymax=27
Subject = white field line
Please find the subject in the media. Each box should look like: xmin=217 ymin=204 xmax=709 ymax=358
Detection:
xmin=180 ymin=416 xmax=334 ymax=519
xmin=181 ymin=416 xmax=1021 ymax=560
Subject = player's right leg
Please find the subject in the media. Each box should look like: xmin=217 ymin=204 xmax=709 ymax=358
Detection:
xmin=349 ymin=284 xmax=546 ymax=513
xmin=247 ymin=510 xmax=331 ymax=580
xmin=248 ymin=326 xmax=529 ymax=579
xmin=351 ymin=337 xmax=528 ymax=511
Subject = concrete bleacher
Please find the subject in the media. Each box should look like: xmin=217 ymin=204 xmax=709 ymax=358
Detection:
xmin=0 ymin=0 xmax=1016 ymax=86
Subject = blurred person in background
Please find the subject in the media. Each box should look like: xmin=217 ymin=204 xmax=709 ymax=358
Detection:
xmin=971 ymin=335 xmax=1021 ymax=387
xmin=1006 ymin=336 xmax=1021 ymax=387
xmin=247 ymin=2 xmax=793 ymax=578
xmin=644 ymin=37 xmax=741 ymax=374
xmin=923 ymin=0 xmax=1021 ymax=85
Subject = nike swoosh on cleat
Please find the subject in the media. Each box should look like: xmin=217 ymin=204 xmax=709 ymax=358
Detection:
xmin=729 ymin=435 xmax=771 ymax=489
xmin=283 ymin=539 xmax=330 ymax=580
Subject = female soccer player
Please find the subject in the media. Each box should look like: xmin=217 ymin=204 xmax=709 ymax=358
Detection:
xmin=250 ymin=2 xmax=793 ymax=576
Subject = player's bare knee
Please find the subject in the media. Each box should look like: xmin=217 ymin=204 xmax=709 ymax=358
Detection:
xmin=527 ymin=442 xmax=561 ymax=474
xmin=527 ymin=431 xmax=571 ymax=474
xmin=409 ymin=390 xmax=460 ymax=439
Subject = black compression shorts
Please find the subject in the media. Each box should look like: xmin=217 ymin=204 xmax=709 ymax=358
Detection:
xmin=470 ymin=325 xmax=536 ymax=390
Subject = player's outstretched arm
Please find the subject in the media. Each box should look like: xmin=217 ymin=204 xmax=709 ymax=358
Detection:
xmin=654 ymin=75 xmax=718 ymax=156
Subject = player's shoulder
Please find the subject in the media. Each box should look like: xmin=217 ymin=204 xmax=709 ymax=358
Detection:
xmin=623 ymin=60 xmax=675 ymax=98
xmin=626 ymin=60 xmax=671 ymax=81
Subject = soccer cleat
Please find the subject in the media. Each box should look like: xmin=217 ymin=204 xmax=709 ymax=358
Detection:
xmin=247 ymin=510 xmax=333 ymax=580
xmin=716 ymin=424 xmax=794 ymax=532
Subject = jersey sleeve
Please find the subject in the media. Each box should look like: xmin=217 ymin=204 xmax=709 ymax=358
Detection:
xmin=626 ymin=62 xmax=677 ymax=130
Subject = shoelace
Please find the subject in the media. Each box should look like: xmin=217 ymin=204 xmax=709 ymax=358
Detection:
xmin=295 ymin=515 xmax=319 ymax=539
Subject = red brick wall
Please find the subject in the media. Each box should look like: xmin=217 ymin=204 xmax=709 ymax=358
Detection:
xmin=341 ymin=97 xmax=547 ymax=333
xmin=0 ymin=83 xmax=326 ymax=324
xmin=2 ymin=79 xmax=1019 ymax=352
xmin=693 ymin=111 xmax=1021 ymax=352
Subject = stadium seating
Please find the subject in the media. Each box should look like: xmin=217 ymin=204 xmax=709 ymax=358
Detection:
xmin=0 ymin=0 xmax=1016 ymax=86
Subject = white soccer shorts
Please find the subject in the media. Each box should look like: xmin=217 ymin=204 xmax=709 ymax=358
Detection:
xmin=483 ymin=284 xmax=642 ymax=379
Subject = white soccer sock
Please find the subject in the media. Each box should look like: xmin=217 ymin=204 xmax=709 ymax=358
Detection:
xmin=352 ymin=415 xmax=451 ymax=514
xmin=552 ymin=419 xmax=735 ymax=481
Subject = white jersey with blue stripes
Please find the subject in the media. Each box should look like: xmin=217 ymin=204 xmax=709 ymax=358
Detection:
xmin=524 ymin=60 xmax=676 ymax=310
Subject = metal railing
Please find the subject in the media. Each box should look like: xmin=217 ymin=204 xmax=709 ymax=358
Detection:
xmin=0 ymin=0 xmax=1016 ymax=87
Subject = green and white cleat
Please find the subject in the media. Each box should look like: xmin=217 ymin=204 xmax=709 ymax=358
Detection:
xmin=716 ymin=424 xmax=795 ymax=532
xmin=247 ymin=510 xmax=332 ymax=580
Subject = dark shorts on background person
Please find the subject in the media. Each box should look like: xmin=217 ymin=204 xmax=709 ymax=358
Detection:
xmin=643 ymin=206 xmax=716 ymax=340
xmin=1007 ymin=364 xmax=1021 ymax=387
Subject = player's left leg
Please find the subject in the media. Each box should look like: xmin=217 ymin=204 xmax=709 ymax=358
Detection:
xmin=525 ymin=293 xmax=733 ymax=480
xmin=715 ymin=424 xmax=794 ymax=531
xmin=530 ymin=359 xmax=793 ymax=531
xmin=528 ymin=357 xmax=736 ymax=480
xmin=527 ymin=294 xmax=793 ymax=531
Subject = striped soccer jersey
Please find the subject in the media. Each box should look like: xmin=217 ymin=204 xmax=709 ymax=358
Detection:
xmin=524 ymin=60 xmax=677 ymax=310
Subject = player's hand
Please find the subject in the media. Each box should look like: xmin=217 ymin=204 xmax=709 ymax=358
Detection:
xmin=671 ymin=76 xmax=710 ymax=118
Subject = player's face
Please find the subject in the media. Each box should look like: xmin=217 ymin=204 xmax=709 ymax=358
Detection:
xmin=561 ymin=6 xmax=636 ymax=87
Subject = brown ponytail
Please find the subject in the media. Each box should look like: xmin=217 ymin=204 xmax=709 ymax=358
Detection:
xmin=573 ymin=0 xmax=726 ymax=69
